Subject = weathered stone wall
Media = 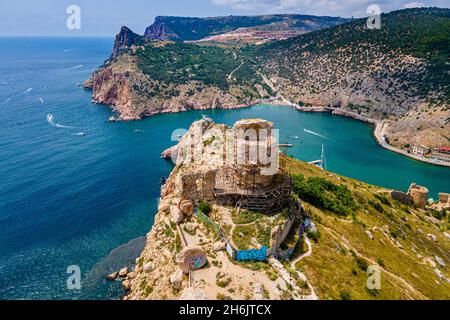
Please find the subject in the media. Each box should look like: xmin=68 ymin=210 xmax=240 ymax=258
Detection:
xmin=391 ymin=190 xmax=413 ymax=204
xmin=439 ymin=193 xmax=450 ymax=208
xmin=270 ymin=214 xmax=296 ymax=252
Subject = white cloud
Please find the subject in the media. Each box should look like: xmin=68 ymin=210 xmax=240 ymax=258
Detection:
xmin=403 ymin=1 xmax=426 ymax=8
xmin=210 ymin=0 xmax=442 ymax=17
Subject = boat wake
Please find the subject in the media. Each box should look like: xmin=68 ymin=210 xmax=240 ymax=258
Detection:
xmin=24 ymin=88 xmax=33 ymax=93
xmin=38 ymin=97 xmax=44 ymax=104
xmin=304 ymin=129 xmax=329 ymax=139
xmin=46 ymin=114 xmax=73 ymax=129
xmin=68 ymin=64 xmax=84 ymax=70
xmin=2 ymin=98 xmax=11 ymax=104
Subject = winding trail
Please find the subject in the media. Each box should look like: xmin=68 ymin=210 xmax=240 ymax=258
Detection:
xmin=228 ymin=62 xmax=244 ymax=81
xmin=289 ymin=236 xmax=318 ymax=300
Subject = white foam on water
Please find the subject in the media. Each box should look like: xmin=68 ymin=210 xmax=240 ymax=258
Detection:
xmin=73 ymin=132 xmax=86 ymax=136
xmin=24 ymin=88 xmax=33 ymax=93
xmin=134 ymin=129 xmax=145 ymax=133
xmin=68 ymin=65 xmax=84 ymax=70
xmin=304 ymin=129 xmax=328 ymax=139
xmin=2 ymin=98 xmax=11 ymax=104
xmin=38 ymin=97 xmax=44 ymax=104
xmin=46 ymin=114 xmax=73 ymax=129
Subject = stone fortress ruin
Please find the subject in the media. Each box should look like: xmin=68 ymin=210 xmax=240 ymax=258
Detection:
xmin=165 ymin=118 xmax=292 ymax=213
xmin=154 ymin=118 xmax=307 ymax=299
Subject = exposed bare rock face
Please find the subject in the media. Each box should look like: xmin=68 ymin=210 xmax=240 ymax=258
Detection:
xmin=113 ymin=26 xmax=143 ymax=58
xmin=85 ymin=52 xmax=260 ymax=121
xmin=144 ymin=17 xmax=181 ymax=41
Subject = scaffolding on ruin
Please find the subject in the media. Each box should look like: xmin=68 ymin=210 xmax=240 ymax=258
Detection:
xmin=213 ymin=164 xmax=292 ymax=213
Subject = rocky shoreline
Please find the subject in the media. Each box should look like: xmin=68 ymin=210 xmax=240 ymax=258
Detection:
xmin=294 ymin=105 xmax=450 ymax=168
xmin=373 ymin=121 xmax=450 ymax=168
xmin=268 ymin=101 xmax=450 ymax=168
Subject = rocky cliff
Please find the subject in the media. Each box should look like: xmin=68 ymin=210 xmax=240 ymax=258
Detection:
xmin=144 ymin=16 xmax=181 ymax=41
xmin=112 ymin=26 xmax=144 ymax=58
xmin=123 ymin=119 xmax=304 ymax=300
xmin=84 ymin=42 xmax=263 ymax=121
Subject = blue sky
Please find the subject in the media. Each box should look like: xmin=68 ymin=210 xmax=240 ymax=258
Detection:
xmin=0 ymin=0 xmax=448 ymax=36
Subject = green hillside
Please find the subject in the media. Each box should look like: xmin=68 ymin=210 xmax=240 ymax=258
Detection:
xmin=255 ymin=7 xmax=450 ymax=103
xmin=283 ymin=155 xmax=450 ymax=300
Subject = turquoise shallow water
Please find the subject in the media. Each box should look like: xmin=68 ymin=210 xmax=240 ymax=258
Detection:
xmin=0 ymin=38 xmax=449 ymax=300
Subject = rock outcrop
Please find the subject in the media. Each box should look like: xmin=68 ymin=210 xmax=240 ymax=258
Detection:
xmin=84 ymin=53 xmax=260 ymax=121
xmin=144 ymin=16 xmax=181 ymax=41
xmin=113 ymin=26 xmax=143 ymax=59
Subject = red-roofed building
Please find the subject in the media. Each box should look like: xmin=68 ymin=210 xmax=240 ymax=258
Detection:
xmin=431 ymin=148 xmax=450 ymax=162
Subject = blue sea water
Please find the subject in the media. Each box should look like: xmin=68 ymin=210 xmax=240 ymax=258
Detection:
xmin=0 ymin=38 xmax=449 ymax=300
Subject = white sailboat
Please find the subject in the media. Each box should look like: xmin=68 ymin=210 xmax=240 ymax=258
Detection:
xmin=309 ymin=144 xmax=327 ymax=170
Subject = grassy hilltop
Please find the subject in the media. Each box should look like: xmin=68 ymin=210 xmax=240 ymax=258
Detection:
xmin=282 ymin=155 xmax=450 ymax=300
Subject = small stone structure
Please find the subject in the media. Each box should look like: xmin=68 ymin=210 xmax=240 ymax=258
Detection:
xmin=391 ymin=190 xmax=413 ymax=204
xmin=408 ymin=183 xmax=429 ymax=209
xmin=176 ymin=246 xmax=207 ymax=273
xmin=438 ymin=193 xmax=450 ymax=209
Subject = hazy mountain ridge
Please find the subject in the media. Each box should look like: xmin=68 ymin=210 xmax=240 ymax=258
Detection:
xmin=143 ymin=14 xmax=350 ymax=41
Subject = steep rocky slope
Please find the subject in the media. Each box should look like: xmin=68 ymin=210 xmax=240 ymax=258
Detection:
xmin=121 ymin=119 xmax=450 ymax=300
xmin=84 ymin=45 xmax=262 ymax=121
xmin=255 ymin=8 xmax=450 ymax=148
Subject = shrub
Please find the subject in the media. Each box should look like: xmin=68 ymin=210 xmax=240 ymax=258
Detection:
xmin=368 ymin=200 xmax=385 ymax=213
xmin=356 ymin=257 xmax=369 ymax=272
xmin=340 ymin=291 xmax=351 ymax=300
xmin=216 ymin=277 xmax=232 ymax=288
xmin=374 ymin=193 xmax=392 ymax=207
xmin=232 ymin=209 xmax=262 ymax=224
xmin=217 ymin=293 xmax=232 ymax=300
xmin=307 ymin=231 xmax=321 ymax=243
xmin=431 ymin=209 xmax=447 ymax=220
xmin=233 ymin=225 xmax=257 ymax=250
xmin=367 ymin=288 xmax=380 ymax=297
xmin=198 ymin=201 xmax=212 ymax=215
xmin=267 ymin=270 xmax=278 ymax=281
xmin=256 ymin=224 xmax=271 ymax=247
xmin=291 ymin=174 xmax=357 ymax=216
